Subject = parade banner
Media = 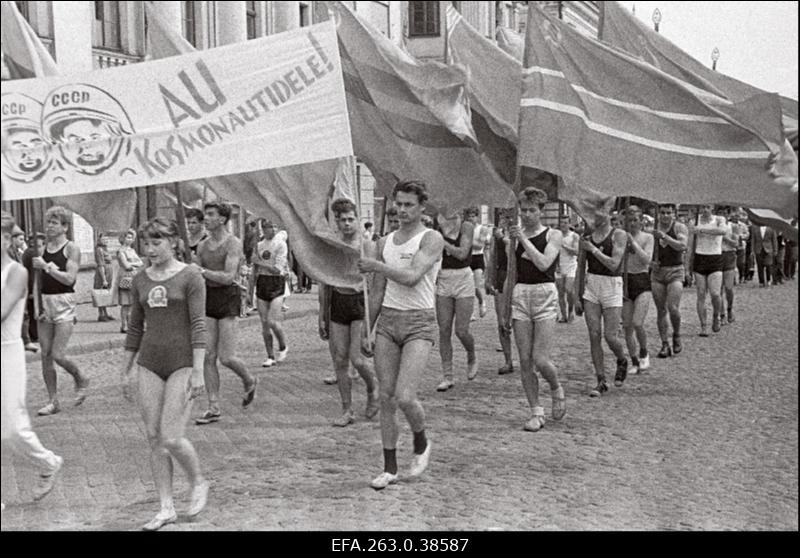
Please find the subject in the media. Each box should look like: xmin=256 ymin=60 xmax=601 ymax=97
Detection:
xmin=518 ymin=5 xmax=798 ymax=218
xmin=1 ymin=0 xmax=135 ymax=231
xmin=1 ymin=19 xmax=352 ymax=201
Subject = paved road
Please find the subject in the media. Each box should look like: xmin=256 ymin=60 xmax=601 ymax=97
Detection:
xmin=2 ymin=282 xmax=797 ymax=530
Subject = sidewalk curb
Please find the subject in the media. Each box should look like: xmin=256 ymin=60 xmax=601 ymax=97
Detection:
xmin=26 ymin=307 xmax=319 ymax=362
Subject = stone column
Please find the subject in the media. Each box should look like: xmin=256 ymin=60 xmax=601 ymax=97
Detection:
xmin=51 ymin=1 xmax=93 ymax=73
xmin=273 ymin=0 xmax=300 ymax=33
xmin=218 ymin=1 xmax=247 ymax=44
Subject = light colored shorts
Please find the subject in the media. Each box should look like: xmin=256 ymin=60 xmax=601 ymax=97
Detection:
xmin=583 ymin=273 xmax=623 ymax=309
xmin=651 ymin=264 xmax=685 ymax=286
xmin=511 ymin=282 xmax=558 ymax=322
xmin=555 ymin=264 xmax=577 ymax=280
xmin=436 ymin=267 xmax=474 ymax=299
xmin=39 ymin=293 xmax=77 ymax=324
xmin=376 ymin=307 xmax=437 ymax=347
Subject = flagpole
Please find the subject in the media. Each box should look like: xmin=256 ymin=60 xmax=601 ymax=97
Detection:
xmin=172 ymin=183 xmax=192 ymax=262
xmin=353 ymin=157 xmax=372 ymax=341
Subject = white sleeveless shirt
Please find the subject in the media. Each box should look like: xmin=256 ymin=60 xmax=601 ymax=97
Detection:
xmin=382 ymin=229 xmax=440 ymax=311
xmin=2 ymin=262 xmax=26 ymax=345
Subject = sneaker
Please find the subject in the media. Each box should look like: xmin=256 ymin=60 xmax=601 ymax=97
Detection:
xmin=629 ymin=356 xmax=640 ymax=376
xmin=24 ymin=342 xmax=39 ymax=353
xmin=37 ymin=401 xmax=60 ymax=416
xmin=332 ymin=410 xmax=355 ymax=427
xmin=142 ymin=509 xmax=178 ymax=531
xmin=524 ymin=407 xmax=546 ymax=432
xmin=712 ymin=316 xmax=721 ymax=333
xmin=479 ymin=303 xmax=487 ymax=318
xmin=262 ymin=358 xmax=276 ymax=368
xmin=657 ymin=342 xmax=672 ymax=358
xmin=497 ymin=363 xmax=515 ymax=375
xmin=322 ymin=375 xmax=337 ymax=385
xmin=727 ymin=310 xmax=735 ymax=323
xmin=435 ymin=380 xmax=454 ymax=392
xmin=242 ymin=377 xmax=258 ymax=408
xmin=638 ymin=354 xmax=651 ymax=372
xmin=33 ymin=455 xmax=63 ymax=501
xmin=370 ymin=472 xmax=398 ymax=490
xmin=365 ymin=390 xmax=380 ymax=419
xmin=276 ymin=347 xmax=289 ymax=363
xmin=187 ymin=480 xmax=209 ymax=517
xmin=589 ymin=379 xmax=608 ymax=398
xmin=467 ymin=360 xmax=478 ymax=381
xmin=408 ymin=440 xmax=432 ymax=477
xmin=699 ymin=326 xmax=709 ymax=337
xmin=672 ymin=336 xmax=683 ymax=355
xmin=194 ymin=410 xmax=221 ymax=425
xmin=614 ymin=358 xmax=628 ymax=387
xmin=74 ymin=378 xmax=90 ymax=406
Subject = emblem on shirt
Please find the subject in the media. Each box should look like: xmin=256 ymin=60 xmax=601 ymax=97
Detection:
xmin=147 ymin=285 xmax=168 ymax=308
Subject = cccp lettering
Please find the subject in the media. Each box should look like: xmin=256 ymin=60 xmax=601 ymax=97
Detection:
xmin=51 ymin=91 xmax=91 ymax=107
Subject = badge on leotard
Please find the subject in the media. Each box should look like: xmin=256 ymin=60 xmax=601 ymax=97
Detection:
xmin=147 ymin=285 xmax=168 ymax=308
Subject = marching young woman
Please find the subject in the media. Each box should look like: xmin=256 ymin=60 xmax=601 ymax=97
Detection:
xmin=120 ymin=219 xmax=209 ymax=531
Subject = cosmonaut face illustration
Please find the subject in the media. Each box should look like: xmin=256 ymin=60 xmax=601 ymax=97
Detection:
xmin=1 ymin=92 xmax=53 ymax=183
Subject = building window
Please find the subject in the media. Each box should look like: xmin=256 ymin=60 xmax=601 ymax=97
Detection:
xmin=182 ymin=1 xmax=197 ymax=47
xmin=246 ymin=1 xmax=257 ymax=39
xmin=409 ymin=1 xmax=440 ymax=37
xmin=93 ymin=1 xmax=121 ymax=49
xmin=299 ymin=3 xmax=310 ymax=27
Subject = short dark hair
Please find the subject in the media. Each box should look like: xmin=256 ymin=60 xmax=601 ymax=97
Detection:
xmin=659 ymin=203 xmax=677 ymax=211
xmin=185 ymin=208 xmax=204 ymax=222
xmin=393 ymin=180 xmax=429 ymax=204
xmin=139 ymin=218 xmax=180 ymax=241
xmin=386 ymin=207 xmax=398 ymax=217
xmin=625 ymin=205 xmax=643 ymax=218
xmin=331 ymin=198 xmax=357 ymax=217
xmin=364 ymin=222 xmax=373 ymax=229
xmin=464 ymin=206 xmax=480 ymax=218
xmin=32 ymin=232 xmax=46 ymax=243
xmin=518 ymin=187 xmax=548 ymax=209
xmin=204 ymin=202 xmax=232 ymax=223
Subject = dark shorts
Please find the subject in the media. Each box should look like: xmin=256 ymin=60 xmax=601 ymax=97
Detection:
xmin=722 ymin=251 xmax=737 ymax=272
xmin=206 ymin=285 xmax=241 ymax=320
xmin=376 ymin=307 xmax=437 ymax=347
xmin=469 ymin=254 xmax=485 ymax=271
xmin=651 ymin=264 xmax=685 ymax=286
xmin=330 ymin=290 xmax=365 ymax=325
xmin=736 ymin=248 xmax=746 ymax=266
xmin=693 ymin=254 xmax=723 ymax=276
xmin=625 ymin=272 xmax=651 ymax=302
xmin=256 ymin=275 xmax=285 ymax=302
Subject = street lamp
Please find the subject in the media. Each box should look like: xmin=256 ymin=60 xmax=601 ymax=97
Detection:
xmin=711 ymin=47 xmax=720 ymax=71
xmin=652 ymin=8 xmax=662 ymax=33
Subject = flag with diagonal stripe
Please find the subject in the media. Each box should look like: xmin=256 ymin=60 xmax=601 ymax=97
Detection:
xmin=518 ymin=4 xmax=797 ymax=218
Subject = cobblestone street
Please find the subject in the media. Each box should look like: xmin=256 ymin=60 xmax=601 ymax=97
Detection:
xmin=1 ymin=282 xmax=797 ymax=531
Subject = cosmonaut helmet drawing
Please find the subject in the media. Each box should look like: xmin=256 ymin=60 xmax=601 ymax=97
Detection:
xmin=1 ymin=92 xmax=53 ymax=183
xmin=41 ymin=83 xmax=134 ymax=176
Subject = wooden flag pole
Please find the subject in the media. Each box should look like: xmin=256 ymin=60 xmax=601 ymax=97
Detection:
xmin=622 ymin=197 xmax=631 ymax=300
xmin=172 ymin=183 xmax=192 ymax=263
xmin=353 ymin=158 xmax=372 ymax=341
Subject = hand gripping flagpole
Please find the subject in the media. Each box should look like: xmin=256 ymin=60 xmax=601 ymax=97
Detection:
xmin=353 ymin=157 xmax=372 ymax=345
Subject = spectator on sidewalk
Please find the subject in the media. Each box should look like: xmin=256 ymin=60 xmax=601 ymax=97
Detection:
xmin=773 ymin=232 xmax=785 ymax=285
xmin=785 ymin=220 xmax=798 ymax=280
xmin=94 ymin=233 xmax=114 ymax=323
xmin=749 ymin=222 xmax=777 ymax=287
xmin=116 ymin=229 xmax=144 ymax=334
xmin=21 ymin=232 xmax=45 ymax=352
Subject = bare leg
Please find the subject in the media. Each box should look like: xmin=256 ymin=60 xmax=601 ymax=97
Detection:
xmin=632 ymin=294 xmax=651 ymax=356
xmin=694 ymin=273 xmax=709 ymax=329
xmin=435 ymin=295 xmax=456 ymax=382
xmin=453 ymin=296 xmax=476 ymax=367
xmin=665 ymin=280 xmax=683 ymax=338
xmin=512 ymin=319 xmax=538 ymax=408
xmin=494 ymin=288 xmax=513 ymax=368
xmin=601 ymin=306 xmax=626 ymax=360
xmin=374 ymin=334 xmax=402 ymax=450
xmin=329 ymin=321 xmax=353 ymax=412
xmin=395 ymin=339 xmax=433 ymax=433
xmin=159 ymin=368 xmax=204 ymax=488
xmin=565 ymin=277 xmax=576 ymax=319
xmin=216 ymin=317 xmax=255 ymax=389
xmin=203 ymin=318 xmax=221 ymax=413
xmin=138 ymin=367 xmax=175 ymax=518
xmin=38 ymin=320 xmax=58 ymax=402
xmin=348 ymin=320 xmax=377 ymax=394
xmin=556 ymin=276 xmax=568 ymax=321
xmin=50 ymin=321 xmax=86 ymax=387
xmin=257 ymin=298 xmax=274 ymax=359
xmin=473 ymin=268 xmax=487 ymax=316
xmin=651 ymin=281 xmax=670 ymax=344
xmin=707 ymin=271 xmax=723 ymax=327
xmin=532 ymin=318 xmax=560 ymax=390
xmin=583 ymin=300 xmax=605 ymax=379
xmin=266 ymin=296 xmax=288 ymax=351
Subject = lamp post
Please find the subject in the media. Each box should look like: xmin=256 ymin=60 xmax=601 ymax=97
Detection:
xmin=711 ymin=47 xmax=720 ymax=71
xmin=652 ymin=8 xmax=662 ymax=33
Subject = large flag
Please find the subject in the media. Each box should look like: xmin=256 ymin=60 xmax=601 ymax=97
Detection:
xmin=518 ymin=4 xmax=797 ymax=218
xmin=446 ymin=7 xmax=614 ymax=220
xmin=600 ymin=0 xmax=798 ymax=231
xmin=144 ymin=1 xmax=361 ymax=289
xmin=325 ymin=1 xmax=514 ymax=214
xmin=0 ymin=0 xmax=134 ymax=232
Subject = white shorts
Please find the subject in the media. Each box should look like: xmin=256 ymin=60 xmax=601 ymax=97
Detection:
xmin=39 ymin=293 xmax=77 ymax=324
xmin=583 ymin=273 xmax=623 ymax=309
xmin=511 ymin=283 xmax=558 ymax=322
xmin=436 ymin=267 xmax=474 ymax=299
xmin=555 ymin=263 xmax=577 ymax=279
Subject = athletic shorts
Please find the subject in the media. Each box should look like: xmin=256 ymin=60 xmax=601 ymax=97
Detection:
xmin=583 ymin=273 xmax=623 ymax=309
xmin=651 ymin=264 xmax=685 ymax=286
xmin=469 ymin=254 xmax=486 ymax=271
xmin=511 ymin=282 xmax=558 ymax=322
xmin=625 ymin=272 xmax=651 ymax=302
xmin=736 ymin=248 xmax=746 ymax=267
xmin=375 ymin=307 xmax=437 ymax=347
xmin=555 ymin=261 xmax=577 ymax=279
xmin=39 ymin=293 xmax=77 ymax=324
xmin=256 ymin=275 xmax=285 ymax=303
xmin=436 ymin=267 xmax=474 ymax=299
xmin=330 ymin=290 xmax=365 ymax=325
xmin=721 ymin=251 xmax=737 ymax=272
xmin=693 ymin=253 xmax=723 ymax=276
xmin=206 ymin=285 xmax=241 ymax=320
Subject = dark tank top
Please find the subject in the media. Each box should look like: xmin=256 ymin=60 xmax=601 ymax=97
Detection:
xmin=515 ymin=228 xmax=556 ymax=284
xmin=655 ymin=222 xmax=684 ymax=267
xmin=441 ymin=231 xmax=470 ymax=270
xmin=41 ymin=241 xmax=74 ymax=294
xmin=586 ymin=230 xmax=620 ymax=277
